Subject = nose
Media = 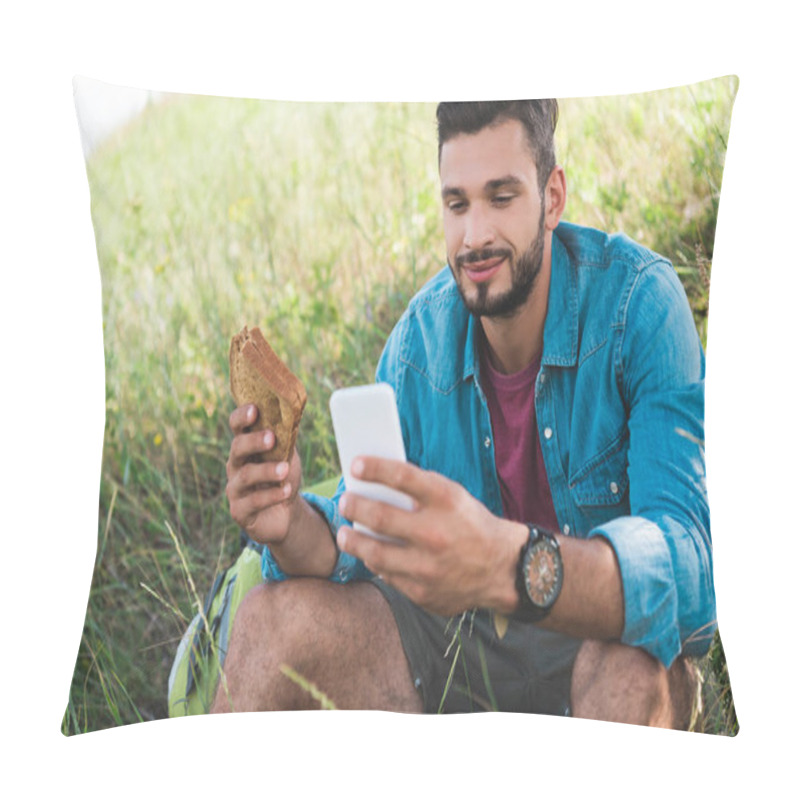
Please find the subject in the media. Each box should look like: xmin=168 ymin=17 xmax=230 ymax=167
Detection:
xmin=463 ymin=206 xmax=495 ymax=250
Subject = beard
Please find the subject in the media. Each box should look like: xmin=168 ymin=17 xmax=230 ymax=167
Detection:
xmin=449 ymin=207 xmax=546 ymax=320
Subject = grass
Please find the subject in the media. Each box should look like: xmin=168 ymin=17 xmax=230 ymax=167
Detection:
xmin=63 ymin=77 xmax=739 ymax=734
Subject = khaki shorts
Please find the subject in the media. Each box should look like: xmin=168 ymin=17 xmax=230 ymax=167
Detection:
xmin=372 ymin=578 xmax=582 ymax=715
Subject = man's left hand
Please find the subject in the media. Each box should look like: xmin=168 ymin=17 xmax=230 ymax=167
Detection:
xmin=336 ymin=457 xmax=524 ymax=616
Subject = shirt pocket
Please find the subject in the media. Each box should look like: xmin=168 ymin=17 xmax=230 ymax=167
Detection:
xmin=568 ymin=434 xmax=630 ymax=510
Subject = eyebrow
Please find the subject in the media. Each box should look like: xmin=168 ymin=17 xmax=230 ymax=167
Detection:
xmin=441 ymin=174 xmax=525 ymax=200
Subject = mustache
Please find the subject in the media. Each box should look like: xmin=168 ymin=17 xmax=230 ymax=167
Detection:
xmin=455 ymin=248 xmax=511 ymax=269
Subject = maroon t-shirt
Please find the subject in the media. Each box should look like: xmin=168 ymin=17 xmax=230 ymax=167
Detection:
xmin=479 ymin=341 xmax=560 ymax=531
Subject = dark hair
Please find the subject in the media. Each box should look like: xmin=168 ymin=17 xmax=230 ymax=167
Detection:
xmin=436 ymin=99 xmax=559 ymax=193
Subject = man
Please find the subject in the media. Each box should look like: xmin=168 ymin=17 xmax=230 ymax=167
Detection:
xmin=216 ymin=100 xmax=714 ymax=726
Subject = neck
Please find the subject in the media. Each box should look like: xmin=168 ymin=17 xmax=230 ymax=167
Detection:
xmin=480 ymin=238 xmax=552 ymax=375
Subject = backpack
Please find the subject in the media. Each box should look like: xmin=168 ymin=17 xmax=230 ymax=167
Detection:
xmin=167 ymin=538 xmax=265 ymax=716
xmin=167 ymin=478 xmax=341 ymax=715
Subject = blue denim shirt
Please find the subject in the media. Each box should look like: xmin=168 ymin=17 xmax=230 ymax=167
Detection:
xmin=263 ymin=221 xmax=716 ymax=668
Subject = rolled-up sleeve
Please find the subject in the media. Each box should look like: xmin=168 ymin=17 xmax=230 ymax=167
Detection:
xmin=261 ymin=486 xmax=373 ymax=583
xmin=592 ymin=515 xmax=694 ymax=667
xmin=589 ymin=262 xmax=716 ymax=668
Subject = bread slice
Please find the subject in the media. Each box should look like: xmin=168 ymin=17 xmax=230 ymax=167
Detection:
xmin=229 ymin=326 xmax=307 ymax=463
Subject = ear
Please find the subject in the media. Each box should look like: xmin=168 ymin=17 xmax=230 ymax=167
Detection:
xmin=543 ymin=166 xmax=567 ymax=231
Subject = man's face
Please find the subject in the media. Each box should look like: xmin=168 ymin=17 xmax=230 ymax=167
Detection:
xmin=439 ymin=118 xmax=546 ymax=319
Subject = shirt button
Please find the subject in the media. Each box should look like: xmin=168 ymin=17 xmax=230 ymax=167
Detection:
xmin=610 ymin=481 xmax=619 ymax=495
xmin=562 ymin=524 xmax=570 ymax=535
xmin=544 ymin=427 xmax=553 ymax=440
xmin=484 ymin=436 xmax=491 ymax=448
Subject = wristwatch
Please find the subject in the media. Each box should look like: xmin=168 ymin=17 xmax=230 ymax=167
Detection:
xmin=513 ymin=524 xmax=563 ymax=622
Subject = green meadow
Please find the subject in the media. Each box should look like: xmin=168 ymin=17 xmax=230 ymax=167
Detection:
xmin=63 ymin=77 xmax=738 ymax=734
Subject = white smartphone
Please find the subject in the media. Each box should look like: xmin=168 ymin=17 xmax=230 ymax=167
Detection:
xmin=329 ymin=383 xmax=414 ymax=541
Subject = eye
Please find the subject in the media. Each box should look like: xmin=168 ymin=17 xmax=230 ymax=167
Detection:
xmin=446 ymin=200 xmax=467 ymax=213
xmin=492 ymin=194 xmax=514 ymax=207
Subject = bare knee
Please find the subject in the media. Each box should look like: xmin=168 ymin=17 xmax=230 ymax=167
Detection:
xmin=212 ymin=578 xmax=421 ymax=714
xmin=212 ymin=579 xmax=329 ymax=713
xmin=233 ymin=581 xmax=297 ymax=642
xmin=223 ymin=582 xmax=292 ymax=669
xmin=571 ymin=641 xmax=694 ymax=729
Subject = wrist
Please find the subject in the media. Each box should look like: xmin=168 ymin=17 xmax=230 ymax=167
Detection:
xmin=271 ymin=497 xmax=338 ymax=578
xmin=287 ymin=490 xmax=306 ymax=533
xmin=487 ymin=520 xmax=529 ymax=613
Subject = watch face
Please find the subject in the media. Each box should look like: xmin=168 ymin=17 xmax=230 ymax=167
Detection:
xmin=524 ymin=538 xmax=563 ymax=609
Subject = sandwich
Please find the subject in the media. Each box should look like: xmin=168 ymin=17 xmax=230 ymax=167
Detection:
xmin=229 ymin=325 xmax=307 ymax=463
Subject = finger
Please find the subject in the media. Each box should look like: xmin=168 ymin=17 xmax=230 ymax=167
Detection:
xmin=336 ymin=524 xmax=427 ymax=582
xmin=338 ymin=491 xmax=413 ymax=544
xmin=229 ymin=404 xmax=259 ymax=434
xmin=335 ymin=525 xmax=391 ymax=571
xmin=335 ymin=525 xmax=454 ymax=615
xmin=233 ymin=482 xmax=293 ymax=525
xmin=231 ymin=458 xmax=291 ymax=497
xmin=229 ymin=429 xmax=279 ymax=468
xmin=350 ymin=457 xmax=440 ymax=505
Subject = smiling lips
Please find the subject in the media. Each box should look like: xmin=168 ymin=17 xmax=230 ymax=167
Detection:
xmin=462 ymin=255 xmax=506 ymax=283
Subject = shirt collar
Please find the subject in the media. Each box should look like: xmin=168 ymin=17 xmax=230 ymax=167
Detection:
xmin=464 ymin=311 xmax=479 ymax=381
xmin=541 ymin=229 xmax=579 ymax=368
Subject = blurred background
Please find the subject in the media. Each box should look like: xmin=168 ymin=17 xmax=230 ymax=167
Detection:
xmin=65 ymin=75 xmax=737 ymax=733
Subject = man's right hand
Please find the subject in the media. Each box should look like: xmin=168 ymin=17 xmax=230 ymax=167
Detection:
xmin=226 ymin=404 xmax=303 ymax=545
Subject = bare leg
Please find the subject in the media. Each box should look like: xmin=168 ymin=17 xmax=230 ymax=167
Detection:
xmin=570 ymin=640 xmax=697 ymax=729
xmin=211 ymin=578 xmax=423 ymax=713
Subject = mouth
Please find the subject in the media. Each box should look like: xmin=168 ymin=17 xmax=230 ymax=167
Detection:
xmin=462 ymin=255 xmax=506 ymax=284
